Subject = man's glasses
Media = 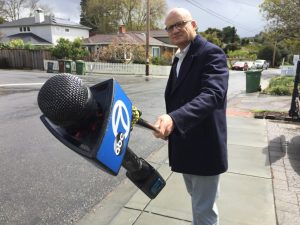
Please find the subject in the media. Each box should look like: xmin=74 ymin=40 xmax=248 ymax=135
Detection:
xmin=165 ymin=20 xmax=192 ymax=33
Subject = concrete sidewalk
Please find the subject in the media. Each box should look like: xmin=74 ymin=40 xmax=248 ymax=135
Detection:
xmin=77 ymin=115 xmax=277 ymax=225
xmin=77 ymin=73 xmax=300 ymax=225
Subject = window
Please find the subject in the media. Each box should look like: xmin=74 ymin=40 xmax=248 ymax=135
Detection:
xmin=19 ymin=27 xmax=29 ymax=32
xmin=152 ymin=47 xmax=160 ymax=57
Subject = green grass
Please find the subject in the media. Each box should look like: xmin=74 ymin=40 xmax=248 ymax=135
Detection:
xmin=263 ymin=76 xmax=299 ymax=96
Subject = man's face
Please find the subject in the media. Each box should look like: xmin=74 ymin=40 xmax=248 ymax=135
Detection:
xmin=165 ymin=12 xmax=196 ymax=49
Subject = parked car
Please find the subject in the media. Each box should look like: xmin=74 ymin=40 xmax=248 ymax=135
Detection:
xmin=254 ymin=59 xmax=269 ymax=70
xmin=246 ymin=61 xmax=255 ymax=69
xmin=232 ymin=61 xmax=249 ymax=71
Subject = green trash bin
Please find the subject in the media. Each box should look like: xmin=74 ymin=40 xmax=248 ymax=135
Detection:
xmin=76 ymin=60 xmax=85 ymax=75
xmin=47 ymin=62 xmax=54 ymax=73
xmin=245 ymin=70 xmax=262 ymax=93
xmin=64 ymin=60 xmax=72 ymax=73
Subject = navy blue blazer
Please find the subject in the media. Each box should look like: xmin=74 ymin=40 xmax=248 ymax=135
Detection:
xmin=165 ymin=35 xmax=229 ymax=176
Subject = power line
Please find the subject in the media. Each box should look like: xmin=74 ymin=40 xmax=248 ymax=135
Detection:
xmin=184 ymin=0 xmax=261 ymax=34
xmin=226 ymin=0 xmax=258 ymax=8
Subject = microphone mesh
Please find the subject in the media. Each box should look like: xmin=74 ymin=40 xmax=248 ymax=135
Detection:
xmin=38 ymin=74 xmax=90 ymax=126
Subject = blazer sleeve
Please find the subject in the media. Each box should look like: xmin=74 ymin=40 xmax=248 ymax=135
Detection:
xmin=169 ymin=45 xmax=229 ymax=136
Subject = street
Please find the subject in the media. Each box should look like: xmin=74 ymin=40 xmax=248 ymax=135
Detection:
xmin=0 ymin=68 xmax=278 ymax=225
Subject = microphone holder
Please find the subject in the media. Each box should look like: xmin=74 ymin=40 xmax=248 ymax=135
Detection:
xmin=122 ymin=147 xmax=165 ymax=199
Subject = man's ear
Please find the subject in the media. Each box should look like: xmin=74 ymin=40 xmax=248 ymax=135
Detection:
xmin=191 ymin=20 xmax=198 ymax=30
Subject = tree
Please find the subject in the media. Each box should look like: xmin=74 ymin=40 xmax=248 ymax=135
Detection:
xmin=120 ymin=0 xmax=166 ymax=30
xmin=260 ymin=0 xmax=300 ymax=38
xmin=259 ymin=1 xmax=300 ymax=67
xmin=257 ymin=45 xmax=278 ymax=64
xmin=0 ymin=0 xmax=28 ymax=21
xmin=240 ymin=38 xmax=250 ymax=46
xmin=25 ymin=0 xmax=53 ymax=17
xmin=220 ymin=26 xmax=241 ymax=52
xmin=0 ymin=16 xmax=6 ymax=24
xmin=0 ymin=0 xmax=52 ymax=21
xmin=25 ymin=0 xmax=38 ymax=16
xmin=80 ymin=0 xmax=89 ymax=27
xmin=221 ymin=26 xmax=240 ymax=44
xmin=203 ymin=28 xmax=222 ymax=40
xmin=80 ymin=0 xmax=167 ymax=33
xmin=51 ymin=38 xmax=89 ymax=60
xmin=80 ymin=0 xmax=122 ymax=33
xmin=70 ymin=38 xmax=89 ymax=60
xmin=227 ymin=49 xmax=256 ymax=68
xmin=118 ymin=0 xmax=141 ymax=30
xmin=283 ymin=38 xmax=300 ymax=63
xmin=92 ymin=40 xmax=146 ymax=63
xmin=200 ymin=31 xmax=222 ymax=47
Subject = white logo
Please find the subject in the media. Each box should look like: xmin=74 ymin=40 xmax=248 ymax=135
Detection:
xmin=114 ymin=133 xmax=125 ymax=156
xmin=112 ymin=100 xmax=130 ymax=155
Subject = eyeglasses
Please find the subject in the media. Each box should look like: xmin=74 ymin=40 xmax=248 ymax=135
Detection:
xmin=165 ymin=20 xmax=192 ymax=33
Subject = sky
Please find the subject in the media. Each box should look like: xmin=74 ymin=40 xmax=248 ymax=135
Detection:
xmin=39 ymin=0 xmax=267 ymax=38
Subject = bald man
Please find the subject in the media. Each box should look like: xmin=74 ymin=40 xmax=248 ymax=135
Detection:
xmin=153 ymin=8 xmax=229 ymax=225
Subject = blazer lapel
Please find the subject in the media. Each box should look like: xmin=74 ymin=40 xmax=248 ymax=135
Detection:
xmin=170 ymin=53 xmax=195 ymax=95
xmin=165 ymin=57 xmax=178 ymax=98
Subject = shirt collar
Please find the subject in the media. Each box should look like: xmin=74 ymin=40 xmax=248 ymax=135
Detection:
xmin=175 ymin=43 xmax=191 ymax=60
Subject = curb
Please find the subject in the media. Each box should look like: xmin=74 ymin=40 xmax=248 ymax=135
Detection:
xmin=77 ymin=144 xmax=169 ymax=225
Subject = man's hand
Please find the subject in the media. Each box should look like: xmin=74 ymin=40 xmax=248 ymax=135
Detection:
xmin=153 ymin=114 xmax=174 ymax=140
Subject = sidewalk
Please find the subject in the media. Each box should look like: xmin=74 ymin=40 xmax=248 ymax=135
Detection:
xmin=76 ymin=84 xmax=300 ymax=225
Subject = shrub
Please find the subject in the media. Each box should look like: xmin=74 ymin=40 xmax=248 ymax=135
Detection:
xmin=263 ymin=76 xmax=298 ymax=95
xmin=151 ymin=56 xmax=169 ymax=65
xmin=51 ymin=38 xmax=88 ymax=60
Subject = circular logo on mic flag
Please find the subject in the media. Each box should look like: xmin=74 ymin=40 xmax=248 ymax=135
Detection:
xmin=112 ymin=100 xmax=130 ymax=155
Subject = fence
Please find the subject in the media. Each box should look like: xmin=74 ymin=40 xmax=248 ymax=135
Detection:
xmin=280 ymin=65 xmax=296 ymax=76
xmin=44 ymin=60 xmax=171 ymax=76
xmin=0 ymin=49 xmax=52 ymax=70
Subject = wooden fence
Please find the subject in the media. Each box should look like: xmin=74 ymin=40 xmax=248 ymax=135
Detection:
xmin=0 ymin=49 xmax=52 ymax=70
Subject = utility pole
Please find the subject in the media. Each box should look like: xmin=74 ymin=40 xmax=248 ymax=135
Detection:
xmin=272 ymin=40 xmax=277 ymax=68
xmin=145 ymin=0 xmax=150 ymax=76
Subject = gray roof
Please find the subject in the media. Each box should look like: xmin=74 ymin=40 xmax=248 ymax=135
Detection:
xmin=83 ymin=31 xmax=176 ymax=48
xmin=2 ymin=33 xmax=52 ymax=45
xmin=150 ymin=29 xmax=169 ymax=38
xmin=0 ymin=16 xmax=91 ymax=30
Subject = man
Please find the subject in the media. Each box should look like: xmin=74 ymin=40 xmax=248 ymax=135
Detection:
xmin=153 ymin=8 xmax=229 ymax=225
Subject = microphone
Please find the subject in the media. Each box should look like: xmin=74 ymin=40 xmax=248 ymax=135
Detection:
xmin=37 ymin=74 xmax=98 ymax=131
xmin=37 ymin=74 xmax=165 ymax=199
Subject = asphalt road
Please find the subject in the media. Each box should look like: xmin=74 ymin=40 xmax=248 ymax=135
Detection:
xmin=0 ymin=70 xmax=168 ymax=225
xmin=0 ymin=69 xmax=277 ymax=225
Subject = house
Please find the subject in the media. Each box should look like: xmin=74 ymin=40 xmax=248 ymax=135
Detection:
xmin=0 ymin=8 xmax=90 ymax=46
xmin=83 ymin=25 xmax=177 ymax=61
xmin=150 ymin=29 xmax=173 ymax=45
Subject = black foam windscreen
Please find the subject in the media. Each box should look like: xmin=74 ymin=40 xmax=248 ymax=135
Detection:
xmin=38 ymin=74 xmax=96 ymax=128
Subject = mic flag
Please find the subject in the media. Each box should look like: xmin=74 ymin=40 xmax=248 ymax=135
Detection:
xmin=38 ymin=74 xmax=166 ymax=199
xmin=38 ymin=74 xmax=132 ymax=175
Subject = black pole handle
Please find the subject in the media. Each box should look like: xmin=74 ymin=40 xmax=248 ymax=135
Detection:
xmin=136 ymin=117 xmax=159 ymax=132
xmin=131 ymin=106 xmax=159 ymax=132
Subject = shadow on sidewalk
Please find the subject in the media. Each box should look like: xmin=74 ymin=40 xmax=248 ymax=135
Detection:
xmin=287 ymin=135 xmax=300 ymax=175
xmin=267 ymin=121 xmax=300 ymax=175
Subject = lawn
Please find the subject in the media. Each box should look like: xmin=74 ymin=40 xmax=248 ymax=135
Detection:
xmin=263 ymin=76 xmax=299 ymax=96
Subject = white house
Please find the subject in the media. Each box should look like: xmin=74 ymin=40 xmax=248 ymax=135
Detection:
xmin=0 ymin=9 xmax=91 ymax=45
